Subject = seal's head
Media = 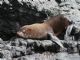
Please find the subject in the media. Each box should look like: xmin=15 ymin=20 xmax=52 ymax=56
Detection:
xmin=17 ymin=27 xmax=26 ymax=38
xmin=17 ymin=25 xmax=33 ymax=38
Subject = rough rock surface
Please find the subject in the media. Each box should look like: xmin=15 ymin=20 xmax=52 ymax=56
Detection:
xmin=0 ymin=0 xmax=80 ymax=60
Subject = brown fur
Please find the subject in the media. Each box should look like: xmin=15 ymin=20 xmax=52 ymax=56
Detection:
xmin=17 ymin=15 xmax=71 ymax=39
xmin=44 ymin=15 xmax=71 ymax=36
xmin=17 ymin=23 xmax=53 ymax=39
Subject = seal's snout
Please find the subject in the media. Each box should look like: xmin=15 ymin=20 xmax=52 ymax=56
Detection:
xmin=17 ymin=31 xmax=21 ymax=35
xmin=17 ymin=31 xmax=24 ymax=37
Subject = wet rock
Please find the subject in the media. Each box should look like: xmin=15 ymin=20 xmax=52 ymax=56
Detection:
xmin=0 ymin=38 xmax=4 ymax=44
xmin=3 ymin=50 xmax=12 ymax=60
xmin=0 ymin=49 xmax=12 ymax=60
xmin=0 ymin=52 xmax=3 ymax=58
xmin=55 ymin=52 xmax=80 ymax=60
xmin=76 ymin=0 xmax=80 ymax=4
xmin=0 ymin=44 xmax=5 ymax=49
xmin=13 ymin=52 xmax=55 ymax=60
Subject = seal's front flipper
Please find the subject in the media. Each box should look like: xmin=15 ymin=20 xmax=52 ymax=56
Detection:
xmin=48 ymin=32 xmax=64 ymax=48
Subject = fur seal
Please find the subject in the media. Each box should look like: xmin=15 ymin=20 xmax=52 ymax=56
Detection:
xmin=17 ymin=15 xmax=71 ymax=48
